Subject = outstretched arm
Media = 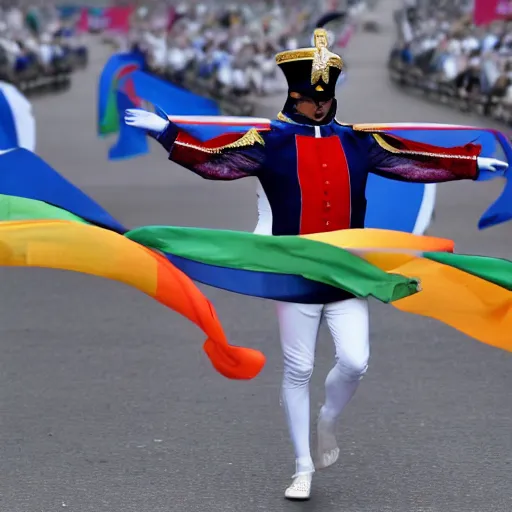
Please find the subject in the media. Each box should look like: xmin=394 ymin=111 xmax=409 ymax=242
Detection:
xmin=125 ymin=109 xmax=265 ymax=180
xmin=157 ymin=122 xmax=266 ymax=180
xmin=367 ymin=132 xmax=481 ymax=183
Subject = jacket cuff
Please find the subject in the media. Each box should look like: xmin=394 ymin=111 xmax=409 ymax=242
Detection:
xmin=154 ymin=122 xmax=179 ymax=152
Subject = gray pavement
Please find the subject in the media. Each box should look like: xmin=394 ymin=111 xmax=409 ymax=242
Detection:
xmin=0 ymin=3 xmax=511 ymax=512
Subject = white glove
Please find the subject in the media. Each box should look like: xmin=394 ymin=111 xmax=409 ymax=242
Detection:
xmin=124 ymin=108 xmax=169 ymax=135
xmin=477 ymin=157 xmax=508 ymax=174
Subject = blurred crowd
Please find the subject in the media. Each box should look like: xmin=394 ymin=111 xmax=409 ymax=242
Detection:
xmin=121 ymin=0 xmax=366 ymax=100
xmin=389 ymin=0 xmax=512 ymax=122
xmin=0 ymin=0 xmax=369 ymax=103
xmin=0 ymin=1 xmax=88 ymax=93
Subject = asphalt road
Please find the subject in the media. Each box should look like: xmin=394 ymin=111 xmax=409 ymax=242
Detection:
xmin=1 ymin=3 xmax=511 ymax=512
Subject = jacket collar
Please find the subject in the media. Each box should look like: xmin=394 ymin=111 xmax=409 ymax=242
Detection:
xmin=276 ymin=111 xmax=337 ymax=128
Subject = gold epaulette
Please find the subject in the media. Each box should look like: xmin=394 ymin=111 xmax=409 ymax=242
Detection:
xmin=337 ymin=122 xmax=477 ymax=160
xmin=277 ymin=111 xmax=298 ymax=124
xmin=175 ymin=128 xmax=265 ymax=154
xmin=371 ymin=133 xmax=477 ymax=160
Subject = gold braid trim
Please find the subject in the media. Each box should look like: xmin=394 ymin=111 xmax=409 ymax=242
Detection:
xmin=276 ymin=111 xmax=299 ymax=124
xmin=352 ymin=124 xmax=391 ymax=131
xmin=275 ymin=48 xmax=316 ymax=63
xmin=275 ymin=49 xmax=342 ymax=70
xmin=175 ymin=128 xmax=265 ymax=154
xmin=372 ymin=133 xmax=477 ymax=160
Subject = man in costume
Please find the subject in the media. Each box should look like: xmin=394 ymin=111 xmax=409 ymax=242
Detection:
xmin=124 ymin=28 xmax=506 ymax=500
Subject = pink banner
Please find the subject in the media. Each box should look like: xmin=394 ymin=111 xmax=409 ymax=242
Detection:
xmin=104 ymin=6 xmax=134 ymax=34
xmin=474 ymin=0 xmax=512 ymax=25
xmin=76 ymin=7 xmax=89 ymax=33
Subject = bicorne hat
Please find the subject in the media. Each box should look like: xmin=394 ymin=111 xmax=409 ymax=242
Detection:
xmin=275 ymin=28 xmax=343 ymax=101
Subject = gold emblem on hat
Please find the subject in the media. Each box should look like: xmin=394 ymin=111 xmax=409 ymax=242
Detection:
xmin=311 ymin=28 xmax=339 ymax=86
xmin=274 ymin=28 xmax=343 ymax=86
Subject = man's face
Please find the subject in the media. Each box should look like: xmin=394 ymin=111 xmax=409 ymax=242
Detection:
xmin=291 ymin=93 xmax=333 ymax=121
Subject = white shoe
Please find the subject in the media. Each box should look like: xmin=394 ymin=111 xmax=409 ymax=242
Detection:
xmin=284 ymin=473 xmax=312 ymax=500
xmin=316 ymin=414 xmax=340 ymax=470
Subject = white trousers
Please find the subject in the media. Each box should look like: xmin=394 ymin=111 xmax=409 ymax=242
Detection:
xmin=252 ymin=181 xmax=370 ymax=474
xmin=276 ymin=299 xmax=370 ymax=475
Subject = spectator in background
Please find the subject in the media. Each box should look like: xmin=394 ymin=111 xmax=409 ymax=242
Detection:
xmin=0 ymin=1 xmax=88 ymax=88
xmin=391 ymin=0 xmax=512 ymax=122
xmin=132 ymin=0 xmax=363 ymax=99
